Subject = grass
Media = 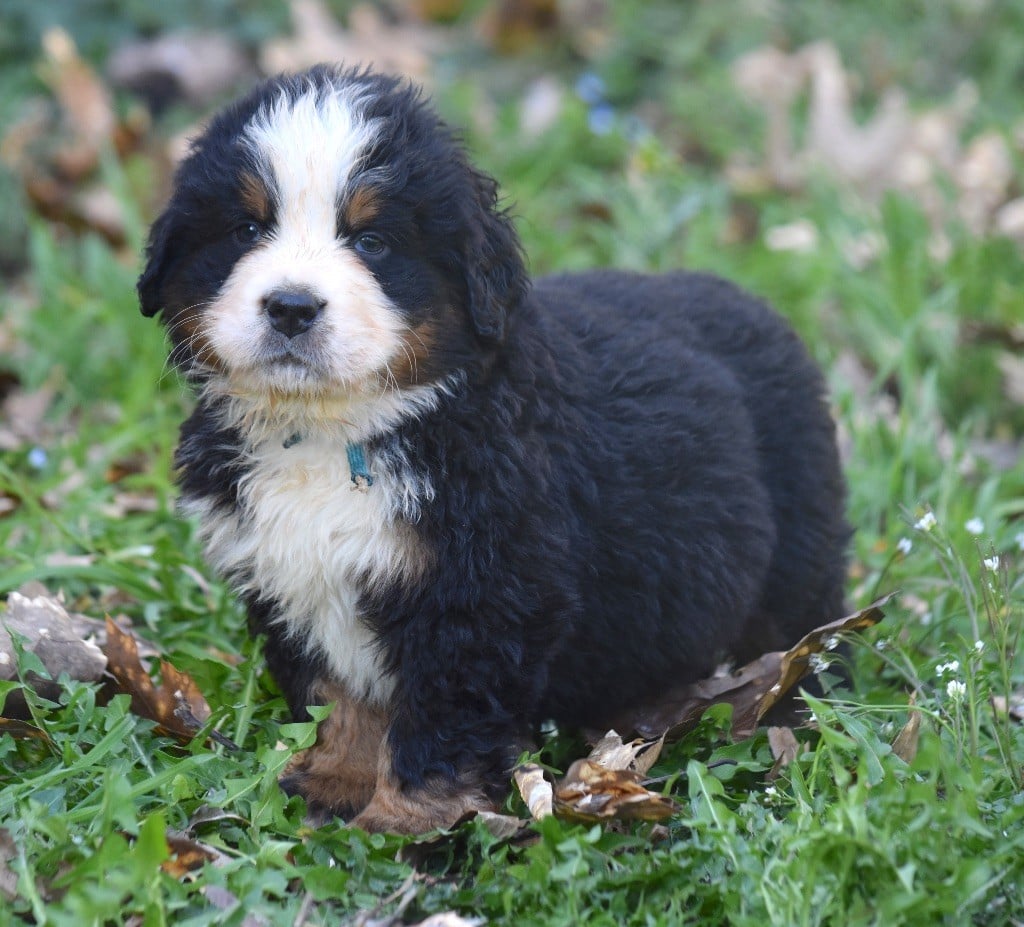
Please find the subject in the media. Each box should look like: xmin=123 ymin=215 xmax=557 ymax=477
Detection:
xmin=2 ymin=1 xmax=1024 ymax=924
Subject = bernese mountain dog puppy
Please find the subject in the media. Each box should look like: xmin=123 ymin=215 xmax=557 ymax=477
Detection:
xmin=138 ymin=65 xmax=850 ymax=834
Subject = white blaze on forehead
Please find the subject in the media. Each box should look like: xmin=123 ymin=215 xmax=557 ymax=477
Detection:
xmin=243 ymin=84 xmax=381 ymax=236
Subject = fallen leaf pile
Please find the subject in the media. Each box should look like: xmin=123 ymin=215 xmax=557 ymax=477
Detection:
xmin=3 ymin=588 xmax=890 ymax=833
xmin=0 ymin=3 xmax=459 ymax=254
xmin=0 ymin=586 xmax=229 ymax=746
xmin=261 ymin=0 xmax=447 ymax=83
xmin=605 ymin=596 xmax=892 ymax=743
xmin=0 ymin=28 xmax=147 ymax=247
xmin=731 ymin=41 xmax=1024 ymax=245
xmin=552 ymin=730 xmax=676 ymax=823
xmin=439 ymin=598 xmax=894 ymax=834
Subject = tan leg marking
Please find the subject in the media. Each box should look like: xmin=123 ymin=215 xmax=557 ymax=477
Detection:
xmin=280 ymin=680 xmax=387 ymax=820
xmin=350 ymin=748 xmax=496 ymax=835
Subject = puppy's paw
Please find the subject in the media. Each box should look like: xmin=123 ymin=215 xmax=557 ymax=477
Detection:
xmin=279 ymin=767 xmax=362 ymax=825
xmin=279 ymin=680 xmax=388 ymax=824
xmin=349 ymin=777 xmax=496 ymax=835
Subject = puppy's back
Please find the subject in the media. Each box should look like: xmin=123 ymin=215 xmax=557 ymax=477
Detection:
xmin=532 ymin=270 xmax=849 ymax=697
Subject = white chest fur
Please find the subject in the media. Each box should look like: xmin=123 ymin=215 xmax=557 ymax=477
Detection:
xmin=187 ymin=434 xmax=430 ymax=706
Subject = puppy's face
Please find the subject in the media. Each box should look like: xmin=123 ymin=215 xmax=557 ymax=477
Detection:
xmin=139 ymin=67 xmax=525 ymax=409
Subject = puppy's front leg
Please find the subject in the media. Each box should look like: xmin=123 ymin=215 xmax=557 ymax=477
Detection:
xmin=350 ymin=619 xmax=535 ymax=834
xmin=279 ymin=679 xmax=388 ymax=824
xmin=350 ymin=748 xmax=495 ymax=835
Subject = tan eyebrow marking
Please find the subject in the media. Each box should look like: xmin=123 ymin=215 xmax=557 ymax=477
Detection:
xmin=239 ymin=171 xmax=272 ymax=222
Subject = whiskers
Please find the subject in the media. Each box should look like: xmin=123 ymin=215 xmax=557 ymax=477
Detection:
xmin=379 ymin=322 xmax=430 ymax=399
xmin=160 ymin=302 xmax=221 ymax=384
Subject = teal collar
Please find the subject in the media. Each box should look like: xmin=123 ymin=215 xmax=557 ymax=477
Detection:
xmin=345 ymin=441 xmax=374 ymax=488
xmin=283 ymin=433 xmax=374 ymax=488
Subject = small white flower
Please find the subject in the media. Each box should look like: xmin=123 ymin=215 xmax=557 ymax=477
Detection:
xmin=825 ymin=635 xmax=841 ymax=652
xmin=983 ymin=555 xmax=1000 ymax=572
xmin=921 ymin=611 xmax=932 ymax=626
xmin=936 ymin=661 xmax=960 ymax=676
xmin=915 ymin=512 xmax=937 ymax=532
xmin=965 ymin=517 xmax=984 ymax=536
xmin=946 ymin=679 xmax=967 ymax=701
xmin=762 ymin=786 xmax=778 ymax=803
xmin=974 ymin=640 xmax=985 ymax=654
xmin=896 ymin=537 xmax=912 ymax=555
xmin=809 ymin=652 xmax=831 ymax=674
xmin=1015 ymin=531 xmax=1024 ymax=552
xmin=0 ymin=652 xmax=9 ymax=666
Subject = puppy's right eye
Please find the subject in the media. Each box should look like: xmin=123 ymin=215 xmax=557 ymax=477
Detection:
xmin=234 ymin=222 xmax=262 ymax=245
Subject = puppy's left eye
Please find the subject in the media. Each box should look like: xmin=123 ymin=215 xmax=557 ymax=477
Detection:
xmin=354 ymin=232 xmax=388 ymax=256
xmin=234 ymin=222 xmax=263 ymax=245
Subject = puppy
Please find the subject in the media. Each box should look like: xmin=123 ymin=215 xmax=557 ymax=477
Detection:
xmin=138 ymin=65 xmax=849 ymax=833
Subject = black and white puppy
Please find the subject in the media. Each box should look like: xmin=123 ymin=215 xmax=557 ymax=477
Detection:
xmin=139 ymin=65 xmax=849 ymax=833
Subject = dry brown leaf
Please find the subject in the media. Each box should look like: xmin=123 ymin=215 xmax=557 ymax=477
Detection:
xmin=553 ymin=759 xmax=679 ymax=823
xmin=0 ymin=592 xmax=107 ymax=703
xmin=607 ymin=595 xmax=892 ymax=742
xmin=103 ymin=619 xmax=211 ymax=741
xmin=513 ymin=763 xmax=553 ymax=820
xmin=0 ymin=587 xmax=161 ymax=724
xmin=101 ymin=492 xmax=161 ymax=518
xmin=162 ymin=830 xmax=231 ymax=878
xmin=478 ymin=0 xmax=559 ymax=54
xmin=0 ymin=382 xmax=56 ymax=451
xmin=1 ymin=29 xmax=149 ymax=247
xmin=107 ymin=31 xmax=251 ymax=109
xmin=961 ymin=320 xmax=1024 ymax=351
xmin=0 ymin=718 xmax=48 ymax=739
xmin=891 ymin=694 xmax=921 ymax=763
xmin=732 ymin=41 xmax=1015 ymax=238
xmin=766 ymin=726 xmax=800 ymax=780
xmin=202 ymin=885 xmax=240 ymax=911
xmin=997 ymin=353 xmax=1024 ymax=406
xmin=586 ymin=729 xmax=665 ymax=776
xmin=0 ymin=829 xmax=17 ymax=902
xmin=0 ymin=493 xmax=19 ymax=518
xmin=474 ymin=811 xmax=528 ymax=840
xmin=39 ymin=27 xmax=116 ymax=180
xmin=991 ymin=693 xmax=1024 ymax=722
xmin=995 ymin=197 xmax=1024 ymax=242
xmin=261 ymin=0 xmax=445 ymax=83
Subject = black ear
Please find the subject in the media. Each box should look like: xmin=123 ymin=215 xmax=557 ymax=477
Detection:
xmin=137 ymin=208 xmax=178 ymax=318
xmin=464 ymin=170 xmax=528 ymax=343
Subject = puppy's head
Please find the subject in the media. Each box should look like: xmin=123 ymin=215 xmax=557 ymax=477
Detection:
xmin=139 ymin=66 xmax=526 ymax=407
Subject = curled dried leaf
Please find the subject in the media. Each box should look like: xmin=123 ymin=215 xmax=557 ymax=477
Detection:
xmin=513 ymin=763 xmax=553 ymax=821
xmin=103 ymin=619 xmax=215 ymax=742
xmin=553 ymin=759 xmax=678 ymax=823
xmin=163 ymin=830 xmax=230 ymax=879
xmin=607 ymin=596 xmax=892 ymax=742
xmin=891 ymin=693 xmax=922 ymax=763
xmin=766 ymin=726 xmax=800 ymax=780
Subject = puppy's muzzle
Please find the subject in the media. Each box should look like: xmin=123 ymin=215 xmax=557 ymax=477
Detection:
xmin=263 ymin=287 xmax=326 ymax=339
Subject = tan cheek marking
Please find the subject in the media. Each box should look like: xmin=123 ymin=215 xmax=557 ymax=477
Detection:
xmin=280 ymin=679 xmax=388 ymax=818
xmin=387 ymin=317 xmax=442 ymax=388
xmin=169 ymin=309 xmax=226 ymax=373
xmin=239 ymin=172 xmax=272 ymax=223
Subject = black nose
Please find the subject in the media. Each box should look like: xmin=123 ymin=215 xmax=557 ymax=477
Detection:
xmin=263 ymin=287 xmax=326 ymax=339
